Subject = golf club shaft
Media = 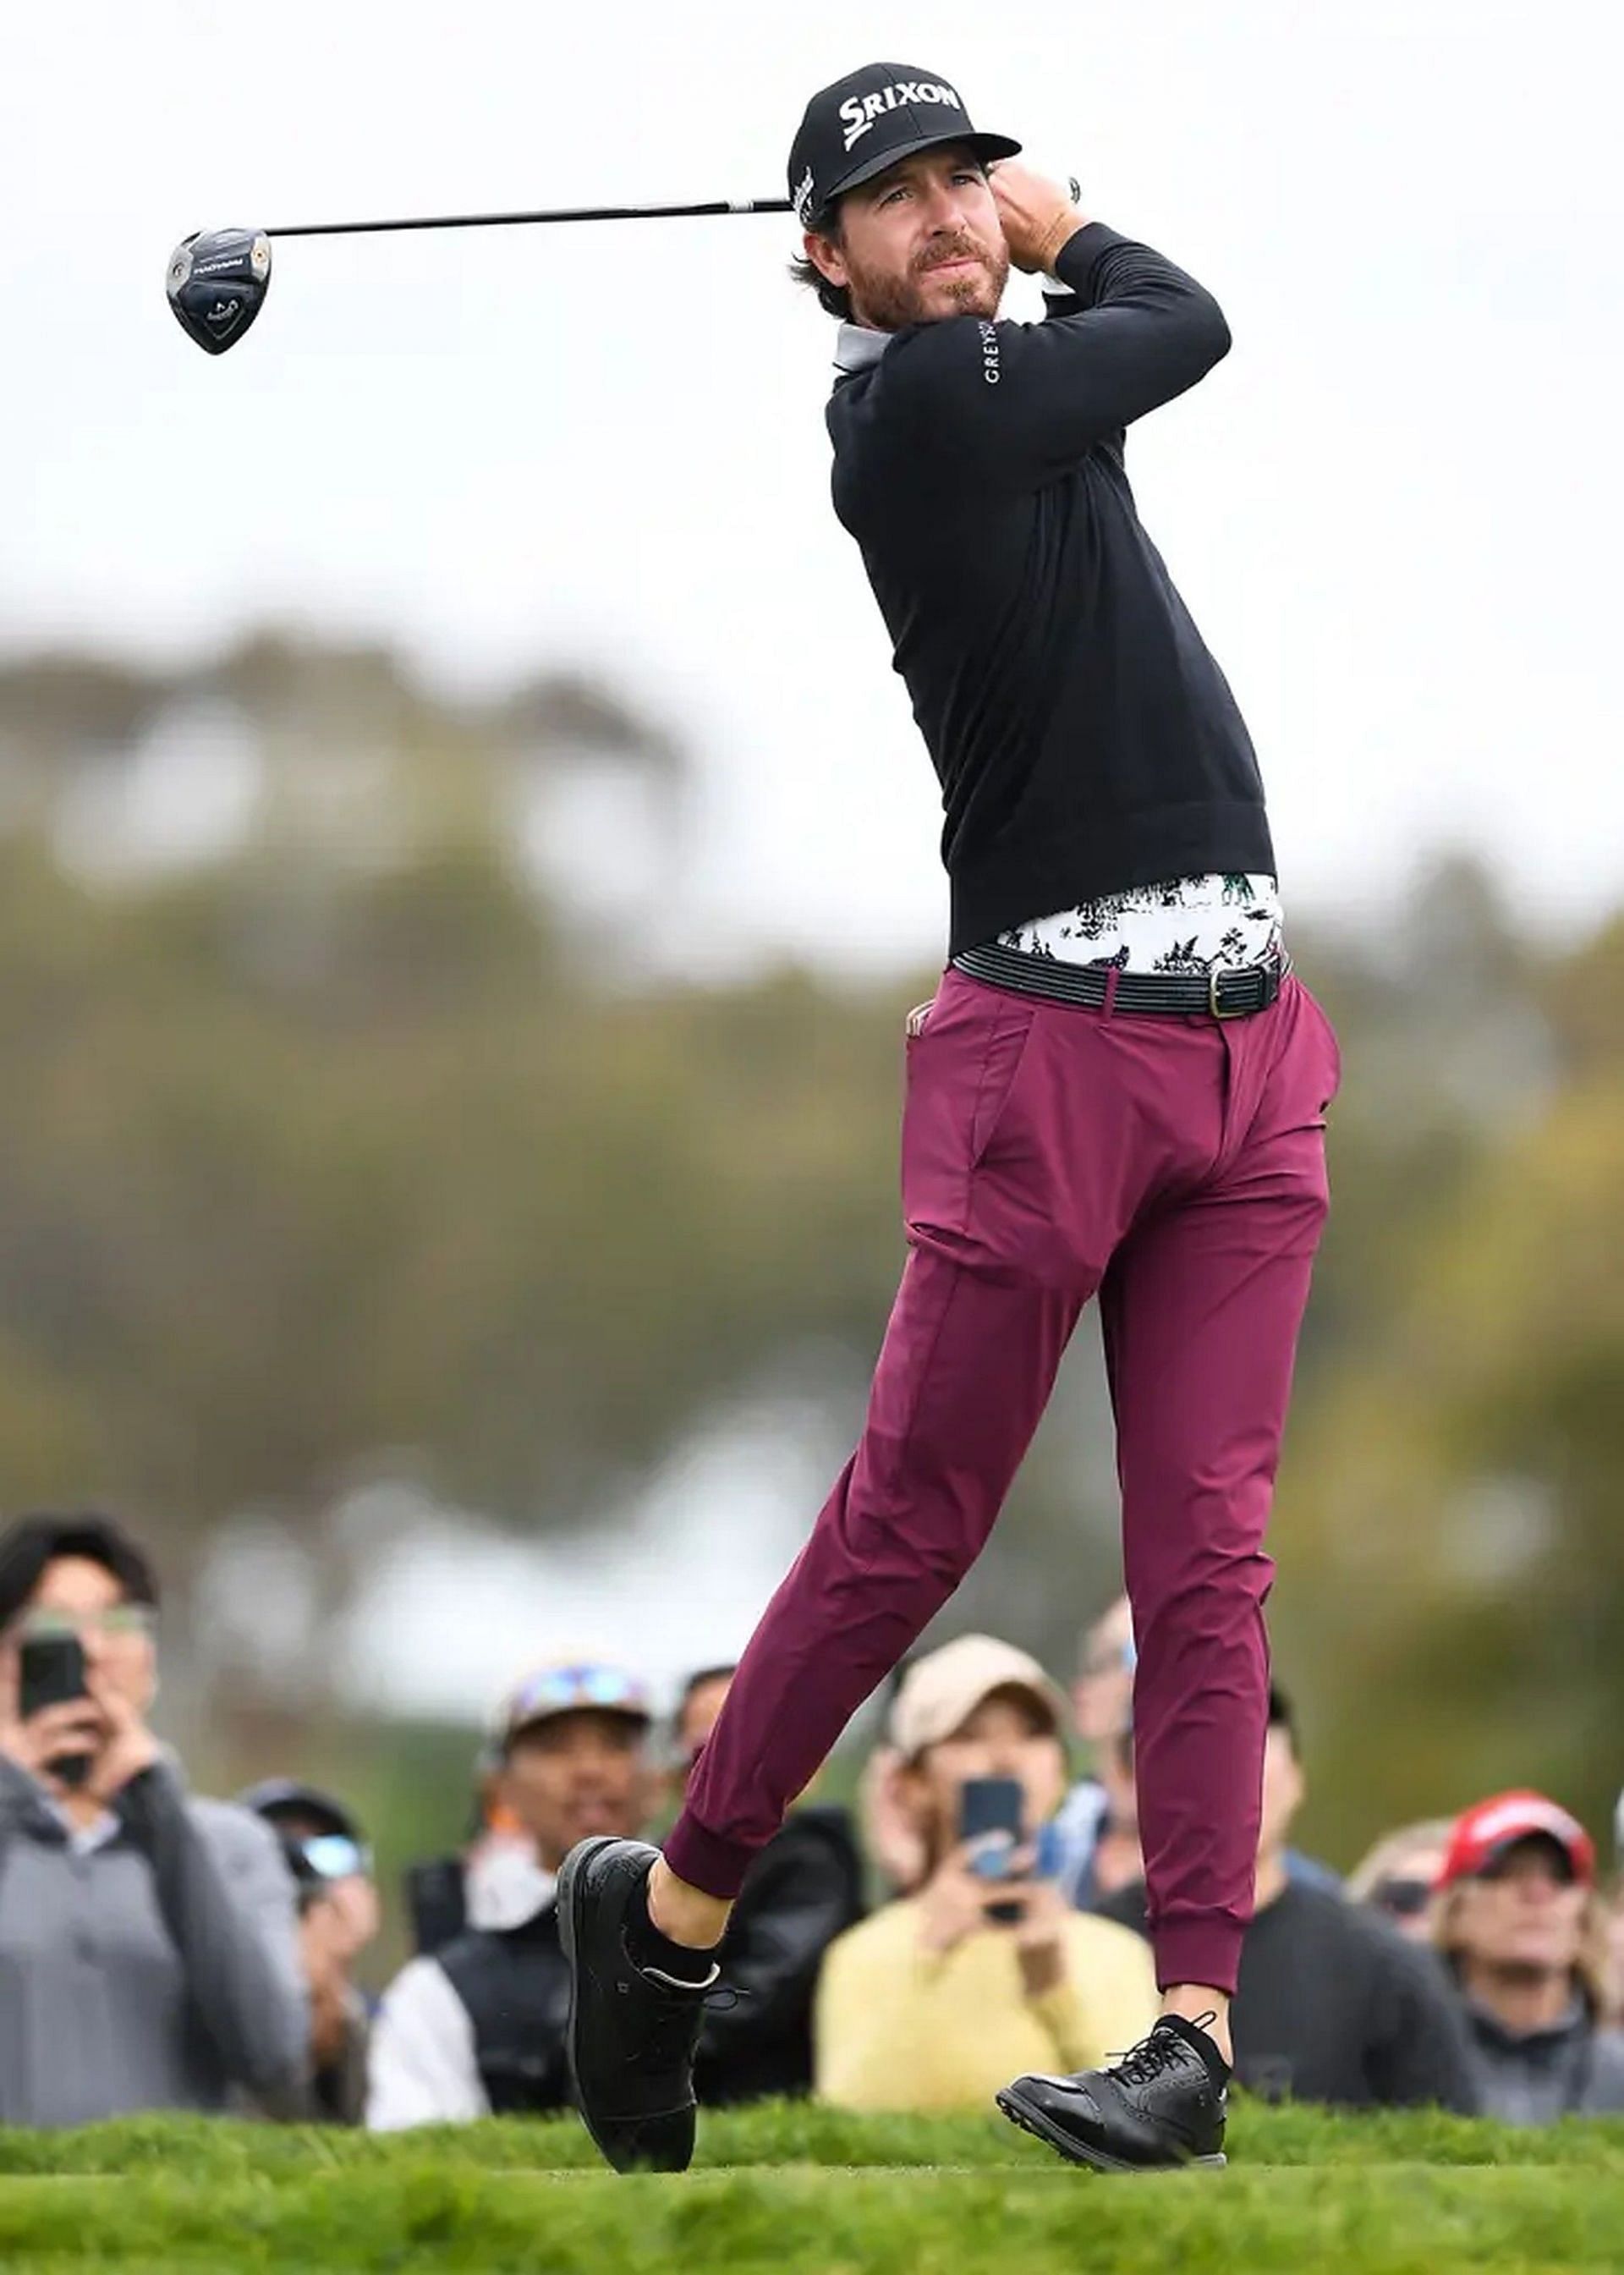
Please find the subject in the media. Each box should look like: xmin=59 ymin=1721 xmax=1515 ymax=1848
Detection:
xmin=265 ymin=197 xmax=793 ymax=240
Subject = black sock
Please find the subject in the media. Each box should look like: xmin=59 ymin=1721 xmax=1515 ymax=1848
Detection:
xmin=1156 ymin=2012 xmax=1232 ymax=2085
xmin=624 ymin=1871 xmax=719 ymax=1987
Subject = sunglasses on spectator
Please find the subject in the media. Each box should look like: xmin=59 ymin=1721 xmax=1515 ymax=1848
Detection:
xmin=1371 ymin=1877 xmax=1434 ymax=1919
xmin=504 ymin=1664 xmax=651 ymax=1723
xmin=13 ymin=1605 xmax=156 ymax=1644
xmin=296 ymin=1833 xmax=373 ymax=1882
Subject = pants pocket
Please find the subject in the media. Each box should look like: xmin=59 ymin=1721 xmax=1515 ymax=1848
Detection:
xmin=903 ymin=980 xmax=1037 ymax=1238
xmin=1298 ymin=982 xmax=1342 ymax=1112
xmin=968 ymin=997 xmax=1039 ymax=1167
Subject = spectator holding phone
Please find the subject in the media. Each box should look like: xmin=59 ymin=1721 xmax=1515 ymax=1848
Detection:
xmin=815 ymin=1635 xmax=1156 ymax=2111
xmin=0 ymin=1512 xmax=307 ymax=2125
xmin=239 ymin=1780 xmax=380 ymax=2124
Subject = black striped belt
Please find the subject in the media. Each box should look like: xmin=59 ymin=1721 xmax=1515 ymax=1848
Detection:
xmin=951 ymin=942 xmax=1292 ymax=1020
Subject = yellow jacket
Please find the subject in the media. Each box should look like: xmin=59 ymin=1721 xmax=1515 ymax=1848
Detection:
xmin=814 ymin=1899 xmax=1160 ymax=2113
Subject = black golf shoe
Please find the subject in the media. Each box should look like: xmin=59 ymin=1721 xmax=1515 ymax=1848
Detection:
xmin=557 ymin=1835 xmax=720 ymax=2173
xmin=996 ymin=2014 xmax=1229 ymax=2173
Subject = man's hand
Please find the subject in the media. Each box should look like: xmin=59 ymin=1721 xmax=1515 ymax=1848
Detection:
xmin=301 ymin=1894 xmax=358 ymax=2063
xmin=989 ymin=161 xmax=1089 ymax=276
xmin=0 ymin=1688 xmax=106 ymax=1789
xmin=317 ymin=1873 xmax=380 ymax=1968
xmin=80 ymin=1669 xmax=159 ymax=1804
xmin=916 ymin=1837 xmax=1056 ymax=1956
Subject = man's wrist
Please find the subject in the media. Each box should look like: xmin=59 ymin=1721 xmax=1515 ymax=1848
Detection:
xmin=92 ymin=1739 xmax=160 ymax=1800
xmin=108 ymin=1752 xmax=176 ymax=1831
xmin=1018 ymin=1940 xmax=1067 ymax=1999
xmin=1032 ymin=212 xmax=1087 ymax=278
xmin=0 ymin=1750 xmax=44 ymax=1812
xmin=1046 ymin=222 xmax=1127 ymax=305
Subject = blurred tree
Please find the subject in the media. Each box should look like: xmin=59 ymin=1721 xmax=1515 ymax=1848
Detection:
xmin=0 ymin=638 xmax=1618 ymax=1876
xmin=0 ymin=640 xmax=907 ymax=1701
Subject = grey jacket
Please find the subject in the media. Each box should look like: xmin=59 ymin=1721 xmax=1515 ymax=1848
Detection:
xmin=0 ymin=1753 xmax=308 ymax=2125
xmin=1463 ymin=1996 xmax=1624 ymax=2126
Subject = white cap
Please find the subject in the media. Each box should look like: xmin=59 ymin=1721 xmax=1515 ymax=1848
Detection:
xmin=889 ymin=1634 xmax=1067 ymax=1761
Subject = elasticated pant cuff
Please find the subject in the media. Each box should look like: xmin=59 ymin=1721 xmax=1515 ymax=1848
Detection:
xmin=663 ymin=1810 xmax=754 ymax=1901
xmin=1152 ymin=1918 xmax=1243 ymax=2001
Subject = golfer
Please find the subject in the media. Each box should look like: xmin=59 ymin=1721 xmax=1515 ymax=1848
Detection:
xmin=561 ymin=61 xmax=1341 ymax=2176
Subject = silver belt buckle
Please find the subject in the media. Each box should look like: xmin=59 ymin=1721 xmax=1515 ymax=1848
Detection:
xmin=1210 ymin=968 xmax=1248 ymax=1019
xmin=1210 ymin=956 xmax=1285 ymax=1019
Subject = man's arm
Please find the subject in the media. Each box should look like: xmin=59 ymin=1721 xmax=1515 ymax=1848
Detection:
xmin=0 ymin=1754 xmax=41 ymax=1844
xmin=365 ymin=1957 xmax=489 ymax=2129
xmin=117 ymin=1767 xmax=310 ymax=2099
xmin=886 ymin=170 xmax=1231 ymax=490
xmin=1039 ymin=251 xmax=1127 ymax=464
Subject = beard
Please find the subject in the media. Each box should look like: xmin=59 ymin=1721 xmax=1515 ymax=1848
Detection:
xmin=846 ymin=228 xmax=1011 ymax=332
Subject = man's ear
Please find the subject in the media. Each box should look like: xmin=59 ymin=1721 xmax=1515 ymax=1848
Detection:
xmin=804 ymin=227 xmax=848 ymax=291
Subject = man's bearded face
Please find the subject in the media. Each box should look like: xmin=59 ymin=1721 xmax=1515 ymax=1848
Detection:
xmin=817 ymin=147 xmax=1012 ymax=330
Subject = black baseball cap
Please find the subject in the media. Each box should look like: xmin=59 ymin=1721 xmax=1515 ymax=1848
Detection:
xmin=237 ymin=1778 xmax=373 ymax=1888
xmin=787 ymin=63 xmax=1020 ymax=230
xmin=236 ymin=1778 xmax=361 ymax=1844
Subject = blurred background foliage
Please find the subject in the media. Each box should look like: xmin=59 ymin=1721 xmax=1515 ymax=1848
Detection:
xmin=0 ymin=634 xmax=1618 ymax=1958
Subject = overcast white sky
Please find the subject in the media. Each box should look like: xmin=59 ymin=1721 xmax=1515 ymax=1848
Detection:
xmin=3 ymin=0 xmax=1620 ymax=979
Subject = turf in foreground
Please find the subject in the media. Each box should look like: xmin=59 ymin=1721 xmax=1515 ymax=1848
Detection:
xmin=2 ymin=2100 xmax=1622 ymax=2272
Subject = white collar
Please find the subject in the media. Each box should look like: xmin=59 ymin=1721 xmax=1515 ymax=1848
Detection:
xmin=49 ymin=1800 xmax=121 ymax=1855
xmin=833 ymin=321 xmax=892 ymax=377
xmin=464 ymin=1837 xmax=557 ymax=1932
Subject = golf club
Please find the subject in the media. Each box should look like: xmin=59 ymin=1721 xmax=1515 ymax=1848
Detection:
xmin=166 ymin=173 xmax=1081 ymax=355
xmin=165 ymin=197 xmax=793 ymax=355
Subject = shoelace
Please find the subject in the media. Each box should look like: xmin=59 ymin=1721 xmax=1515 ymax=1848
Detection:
xmin=622 ymin=1971 xmax=743 ymax=2071
xmin=1107 ymin=2010 xmax=1218 ymax=2091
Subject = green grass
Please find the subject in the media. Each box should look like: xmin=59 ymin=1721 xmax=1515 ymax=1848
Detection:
xmin=1 ymin=2102 xmax=1622 ymax=2272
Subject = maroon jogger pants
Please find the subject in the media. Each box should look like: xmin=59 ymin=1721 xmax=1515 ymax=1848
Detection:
xmin=666 ymin=965 xmax=1340 ymax=1997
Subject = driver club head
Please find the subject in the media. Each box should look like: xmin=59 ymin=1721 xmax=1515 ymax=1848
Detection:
xmin=166 ymin=228 xmax=272 ymax=354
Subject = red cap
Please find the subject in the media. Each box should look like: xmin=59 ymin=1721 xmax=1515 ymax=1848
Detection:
xmin=1436 ymin=1789 xmax=1595 ymax=1891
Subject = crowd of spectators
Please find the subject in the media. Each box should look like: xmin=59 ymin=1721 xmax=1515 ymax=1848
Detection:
xmin=3 ymin=1510 xmax=1623 ymax=2133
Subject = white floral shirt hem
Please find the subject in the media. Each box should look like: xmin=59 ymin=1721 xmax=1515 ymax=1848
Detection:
xmin=996 ymin=873 xmax=1284 ymax=975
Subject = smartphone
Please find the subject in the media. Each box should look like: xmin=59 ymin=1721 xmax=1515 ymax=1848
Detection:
xmin=959 ymin=1775 xmax=1027 ymax=1924
xmin=17 ymin=1633 xmax=93 ymax=1788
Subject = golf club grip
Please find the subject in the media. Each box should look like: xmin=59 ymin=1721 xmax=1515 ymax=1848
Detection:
xmin=265 ymin=199 xmax=794 ymax=239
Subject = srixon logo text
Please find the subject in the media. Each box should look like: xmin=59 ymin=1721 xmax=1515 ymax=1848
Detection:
xmin=839 ymin=81 xmax=963 ymax=153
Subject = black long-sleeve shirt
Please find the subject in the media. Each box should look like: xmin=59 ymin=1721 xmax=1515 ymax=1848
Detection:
xmin=0 ymin=1756 xmax=307 ymax=2124
xmin=828 ymin=223 xmax=1276 ymax=959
